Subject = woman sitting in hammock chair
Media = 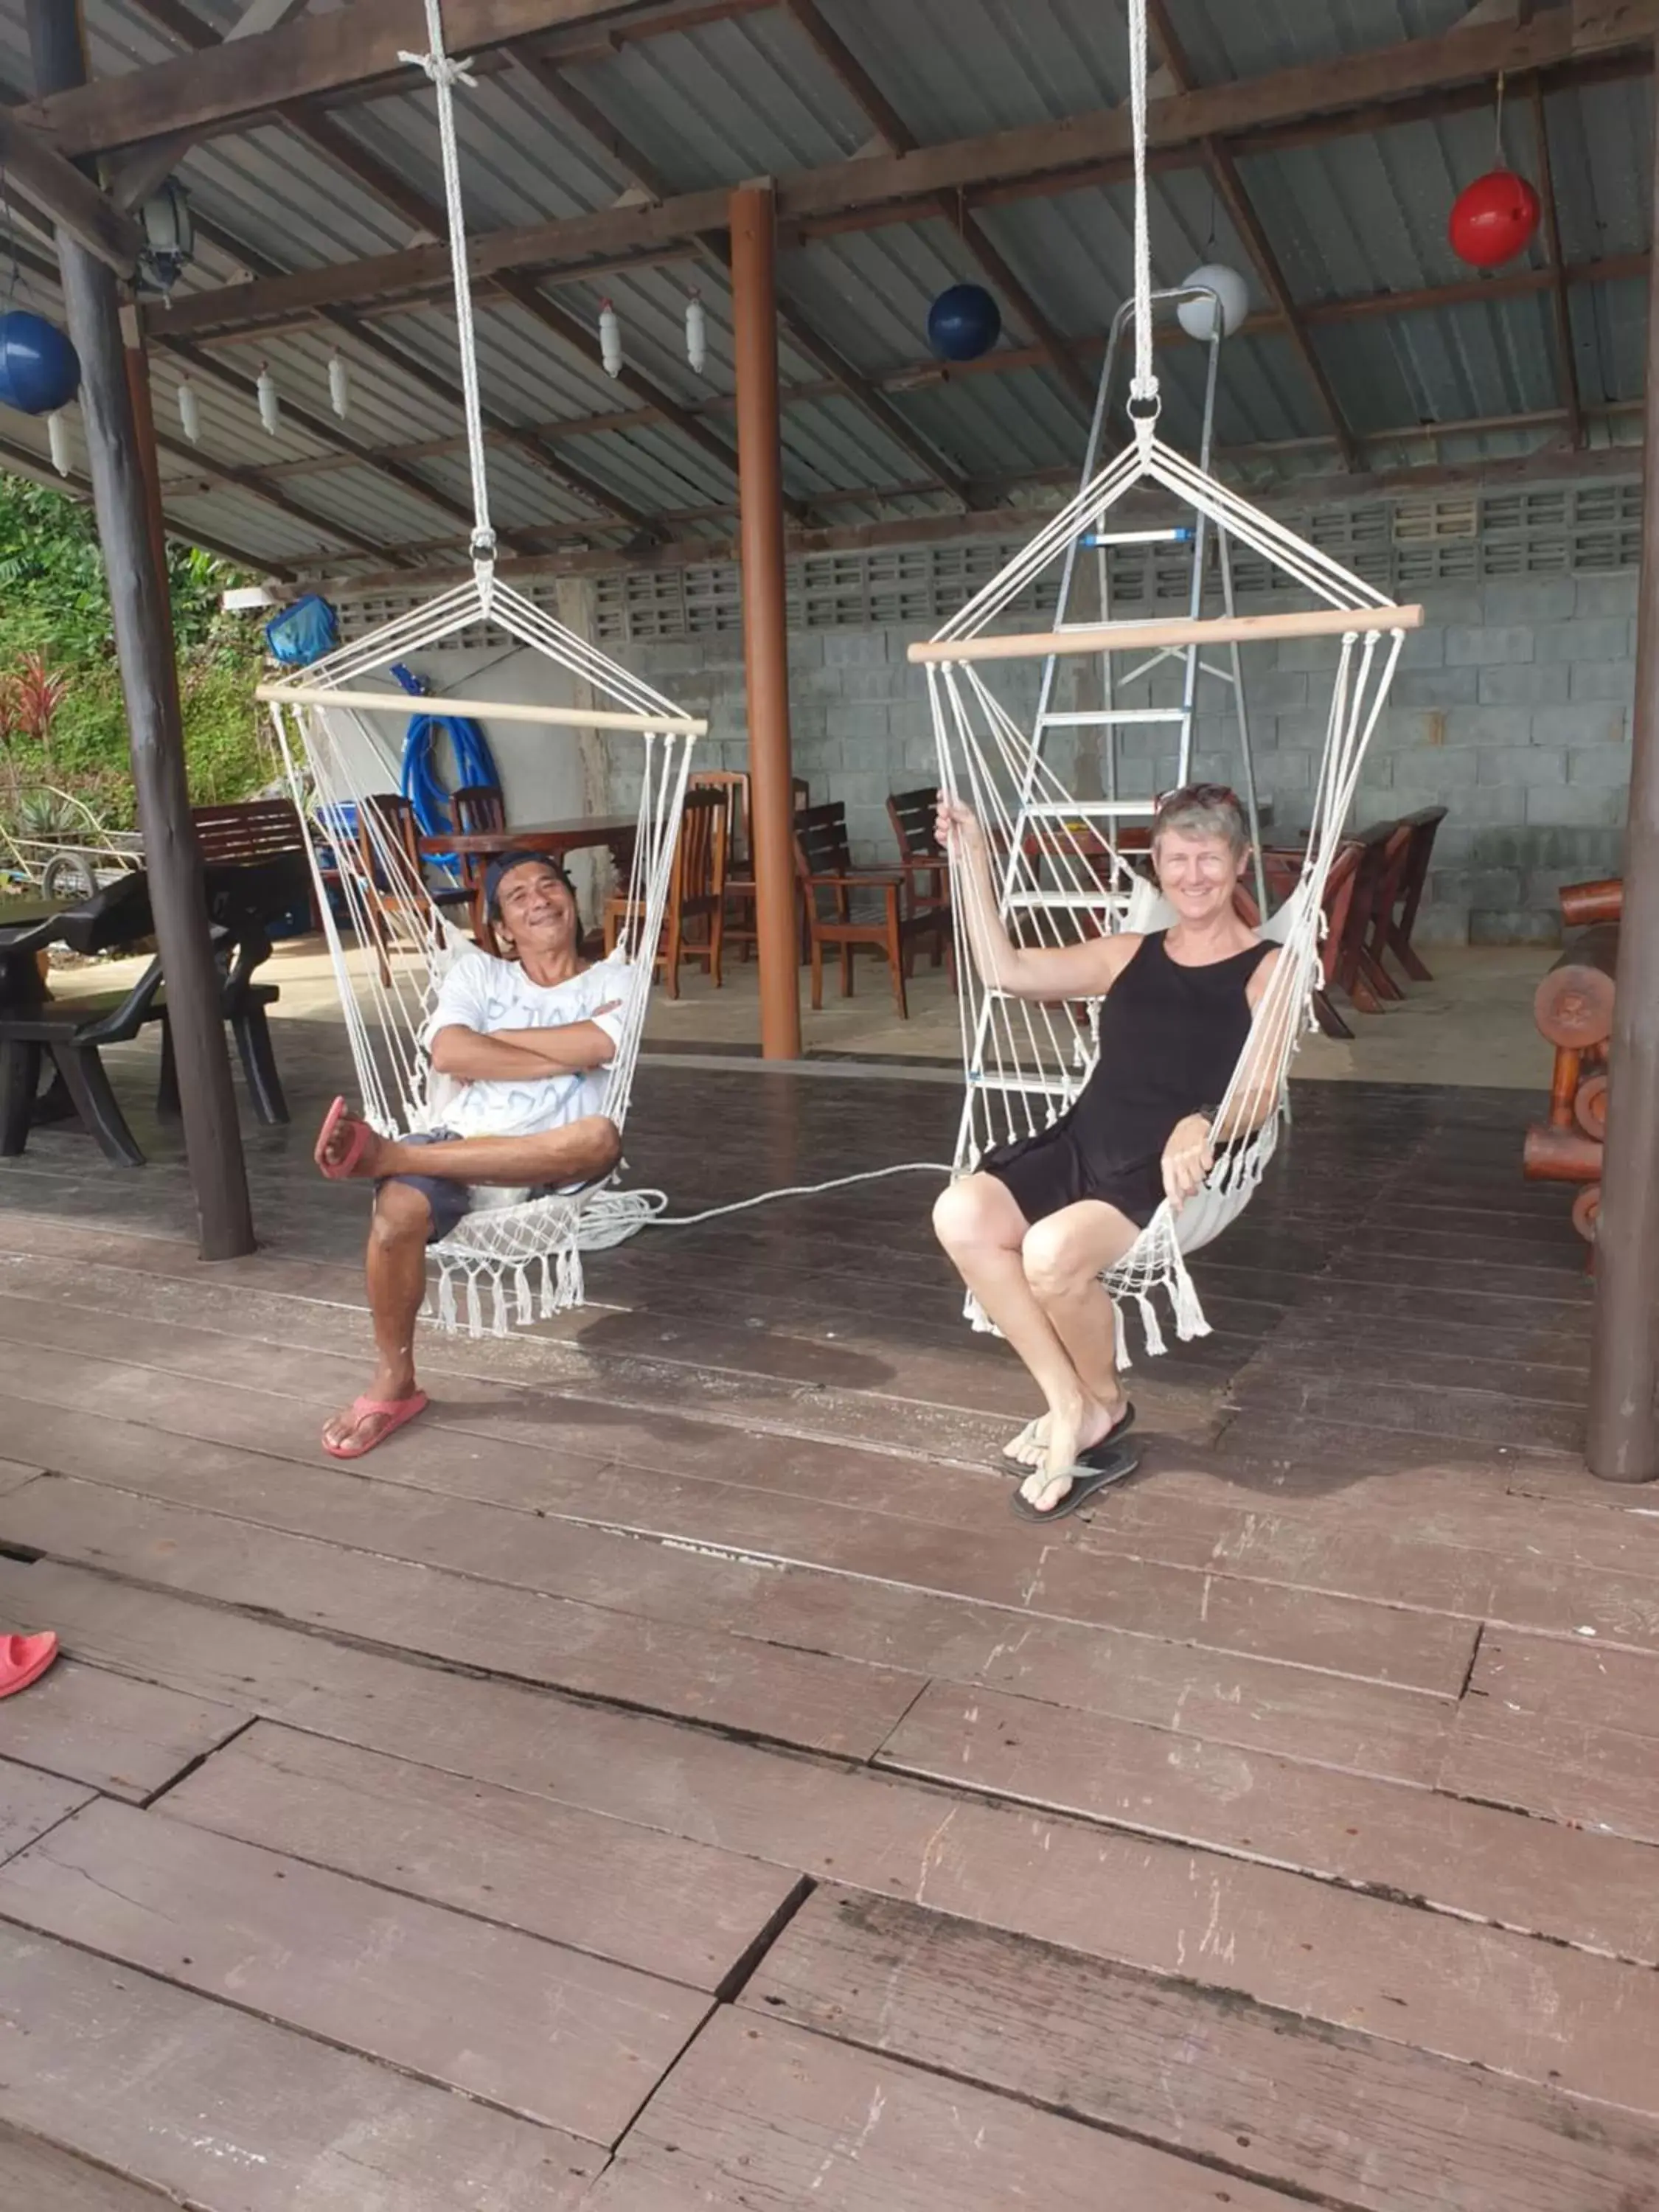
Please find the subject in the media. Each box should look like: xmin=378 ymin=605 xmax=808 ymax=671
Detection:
xmin=933 ymin=783 xmax=1283 ymax=1523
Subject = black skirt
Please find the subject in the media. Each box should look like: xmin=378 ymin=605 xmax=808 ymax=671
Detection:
xmin=981 ymin=1121 xmax=1164 ymax=1231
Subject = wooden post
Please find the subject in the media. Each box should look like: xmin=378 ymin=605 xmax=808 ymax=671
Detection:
xmin=29 ymin=0 xmax=254 ymax=1260
xmin=729 ymin=180 xmax=801 ymax=1060
xmin=1587 ymin=55 xmax=1659 ymax=1483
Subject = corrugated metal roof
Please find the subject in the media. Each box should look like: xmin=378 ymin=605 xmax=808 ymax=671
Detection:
xmin=0 ymin=0 xmax=1646 ymax=585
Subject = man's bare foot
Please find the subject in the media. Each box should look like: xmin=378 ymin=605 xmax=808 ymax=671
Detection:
xmin=1002 ymin=1414 xmax=1050 ymax=1469
xmin=322 ymin=1367 xmax=422 ymax=1455
xmin=316 ymin=1105 xmax=389 ymax=1180
xmin=1017 ymin=1391 xmax=1128 ymax=1516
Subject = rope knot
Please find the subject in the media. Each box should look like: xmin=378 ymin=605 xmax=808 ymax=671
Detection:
xmin=398 ymin=46 xmax=479 ymax=88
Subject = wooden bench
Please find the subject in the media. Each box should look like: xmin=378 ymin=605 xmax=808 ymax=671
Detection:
xmin=192 ymin=798 xmax=319 ymax=932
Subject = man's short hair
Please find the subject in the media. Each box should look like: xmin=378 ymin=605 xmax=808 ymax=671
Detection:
xmin=484 ymin=850 xmax=575 ymax=922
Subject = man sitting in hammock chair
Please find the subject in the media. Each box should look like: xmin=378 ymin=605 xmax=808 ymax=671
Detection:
xmin=933 ymin=784 xmax=1284 ymax=1523
xmin=313 ymin=852 xmax=628 ymax=1460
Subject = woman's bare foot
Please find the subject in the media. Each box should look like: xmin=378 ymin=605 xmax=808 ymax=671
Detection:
xmin=1002 ymin=1414 xmax=1050 ymax=1469
xmin=316 ymin=1106 xmax=389 ymax=1180
xmin=1018 ymin=1390 xmax=1128 ymax=1516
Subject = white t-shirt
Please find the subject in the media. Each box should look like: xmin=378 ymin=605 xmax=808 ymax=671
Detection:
xmin=421 ymin=950 xmax=633 ymax=1140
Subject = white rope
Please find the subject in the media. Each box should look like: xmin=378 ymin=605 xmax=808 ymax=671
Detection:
xmin=1126 ymin=0 xmax=1158 ymax=431
xmin=400 ymin=0 xmax=493 ymax=568
xmin=650 ymin=1162 xmax=952 ymax=1228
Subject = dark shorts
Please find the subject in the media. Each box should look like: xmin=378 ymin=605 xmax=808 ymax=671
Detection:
xmin=980 ymin=1124 xmax=1163 ymax=1231
xmin=379 ymin=1130 xmax=473 ymax=1245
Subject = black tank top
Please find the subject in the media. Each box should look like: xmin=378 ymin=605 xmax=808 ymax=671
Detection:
xmin=1065 ymin=931 xmax=1274 ymax=1174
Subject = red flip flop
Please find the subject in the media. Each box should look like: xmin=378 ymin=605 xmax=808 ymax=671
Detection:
xmin=0 ymin=1632 xmax=58 ymax=1699
xmin=314 ymin=1096 xmax=375 ymax=1180
xmin=322 ymin=1392 xmax=429 ymax=1461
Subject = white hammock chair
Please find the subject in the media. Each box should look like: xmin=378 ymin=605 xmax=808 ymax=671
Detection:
xmin=914 ymin=0 xmax=1422 ymax=1362
xmin=259 ymin=0 xmax=703 ymax=1338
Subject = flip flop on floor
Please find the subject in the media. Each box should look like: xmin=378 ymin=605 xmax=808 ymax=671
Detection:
xmin=314 ymin=1096 xmax=375 ymax=1181
xmin=1010 ymin=1434 xmax=1142 ymax=1523
xmin=322 ymin=1392 xmax=429 ymax=1461
xmin=0 ymin=1631 xmax=58 ymax=1699
xmin=996 ymin=1398 xmax=1135 ymax=1475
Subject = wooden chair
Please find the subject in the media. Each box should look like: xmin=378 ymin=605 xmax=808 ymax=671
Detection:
xmin=604 ymin=785 xmax=727 ymax=997
xmin=792 ymin=800 xmax=913 ymax=1018
xmin=1382 ymin=804 xmax=1447 ymax=984
xmin=451 ymin=782 xmax=507 ymax=952
xmin=356 ymin=793 xmax=471 ymax=987
xmin=192 ymin=797 xmax=319 ymax=930
xmin=1248 ymin=839 xmax=1365 ymax=1039
xmin=706 ymin=772 xmax=811 ymax=963
xmin=886 ymin=785 xmax=952 ymax=973
xmin=1339 ymin=820 xmax=1411 ymax=1013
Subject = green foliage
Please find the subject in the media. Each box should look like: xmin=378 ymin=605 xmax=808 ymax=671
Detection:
xmin=0 ymin=470 xmax=271 ymax=836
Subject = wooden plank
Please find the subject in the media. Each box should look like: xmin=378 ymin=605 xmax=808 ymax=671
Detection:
xmin=0 ymin=1422 xmax=1480 ymax=1701
xmin=1440 ymin=1701 xmax=1659 ymax=1846
xmin=0 ymin=1478 xmax=918 ymax=1759
xmin=10 ymin=1560 xmax=1659 ymax=2113
xmin=0 ymin=1757 xmax=93 ymax=1863
xmin=745 ymin=1887 xmax=1659 ymax=2212
xmin=0 ymin=1927 xmax=601 ymax=2208
xmin=0 ymin=1658 xmax=246 ymax=1803
xmin=597 ymin=2006 xmax=1310 ymax=2211
xmin=0 ymin=1798 xmax=706 ymax=2143
xmin=1469 ymin=1627 xmax=1659 ymax=1737
xmin=0 ymin=2129 xmax=180 ymax=2212
xmin=0 ymin=108 xmax=143 ymax=273
xmin=877 ymin=1681 xmax=1659 ymax=1966
xmin=163 ymin=1720 xmax=805 ymax=1993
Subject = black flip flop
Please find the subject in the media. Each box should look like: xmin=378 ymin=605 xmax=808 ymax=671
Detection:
xmin=995 ymin=1398 xmax=1136 ymax=1477
xmin=1010 ymin=1434 xmax=1142 ymax=1523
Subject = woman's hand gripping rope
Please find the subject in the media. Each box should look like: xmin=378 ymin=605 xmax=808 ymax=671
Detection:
xmin=1161 ymin=1112 xmax=1214 ymax=1211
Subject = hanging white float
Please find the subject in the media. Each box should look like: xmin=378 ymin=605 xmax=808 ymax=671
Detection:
xmin=256 ymin=364 xmax=281 ymax=437
xmin=598 ymin=298 xmax=622 ymax=378
xmin=45 ymin=408 xmax=72 ymax=477
xmin=177 ymin=376 xmax=201 ymax=445
xmin=684 ymin=291 xmax=706 ymax=375
xmin=1175 ymin=262 xmax=1250 ymax=341
xmin=327 ymin=350 xmax=350 ymax=420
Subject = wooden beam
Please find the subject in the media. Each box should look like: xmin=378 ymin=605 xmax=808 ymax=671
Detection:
xmin=0 ymin=106 xmax=142 ymax=272
xmin=778 ymin=0 xmax=1096 ymax=414
xmin=1144 ymin=0 xmax=1360 ymax=470
xmin=909 ymin=603 xmax=1424 ymax=668
xmin=137 ymin=4 xmax=1659 ymax=343
xmin=109 ymin=0 xmax=313 ymax=208
xmin=1530 ymin=73 xmax=1585 ymax=451
xmin=505 ymin=36 xmax=972 ymax=506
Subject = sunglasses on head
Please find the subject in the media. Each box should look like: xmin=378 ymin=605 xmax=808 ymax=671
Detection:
xmin=1156 ymin=782 xmax=1243 ymax=815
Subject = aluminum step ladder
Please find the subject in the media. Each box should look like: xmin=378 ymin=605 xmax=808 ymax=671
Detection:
xmin=956 ymin=283 xmax=1271 ymax=1171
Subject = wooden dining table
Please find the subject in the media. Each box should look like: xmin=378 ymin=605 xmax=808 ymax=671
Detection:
xmin=419 ymin=814 xmax=639 ymax=953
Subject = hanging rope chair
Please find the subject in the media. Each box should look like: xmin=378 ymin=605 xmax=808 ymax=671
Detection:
xmin=914 ymin=0 xmax=1423 ymax=1360
xmin=259 ymin=0 xmax=703 ymax=1338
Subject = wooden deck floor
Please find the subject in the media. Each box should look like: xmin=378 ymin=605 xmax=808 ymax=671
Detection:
xmin=1 ymin=1047 xmax=1655 ymax=2211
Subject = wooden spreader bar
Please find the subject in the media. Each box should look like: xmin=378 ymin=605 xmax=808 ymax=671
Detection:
xmin=908 ymin=603 xmax=1424 ymax=667
xmin=257 ymin=684 xmax=707 ymax=736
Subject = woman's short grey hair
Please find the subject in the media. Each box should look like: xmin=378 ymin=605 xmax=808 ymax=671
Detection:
xmin=1152 ymin=782 xmax=1248 ymax=857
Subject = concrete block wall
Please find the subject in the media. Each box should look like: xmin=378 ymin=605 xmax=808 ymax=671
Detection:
xmin=612 ymin=569 xmax=1635 ymax=945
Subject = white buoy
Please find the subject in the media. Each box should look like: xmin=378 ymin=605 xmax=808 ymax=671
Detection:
xmin=328 ymin=350 xmax=350 ymax=420
xmin=684 ymin=292 xmax=707 ymax=375
xmin=257 ymin=365 xmax=281 ymax=436
xmin=178 ymin=378 xmax=201 ymax=445
xmin=598 ymin=299 xmax=622 ymax=378
xmin=1176 ymin=263 xmax=1250 ymax=341
xmin=46 ymin=409 xmax=72 ymax=477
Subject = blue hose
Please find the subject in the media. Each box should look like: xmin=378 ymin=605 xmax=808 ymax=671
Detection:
xmin=390 ymin=663 xmax=501 ymax=864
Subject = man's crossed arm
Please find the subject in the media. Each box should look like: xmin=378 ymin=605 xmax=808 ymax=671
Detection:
xmin=429 ymin=1003 xmax=621 ymax=1084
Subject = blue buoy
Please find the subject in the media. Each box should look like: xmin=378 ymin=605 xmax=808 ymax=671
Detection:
xmin=0 ymin=312 xmax=81 ymax=417
xmin=926 ymin=283 xmax=1001 ymax=363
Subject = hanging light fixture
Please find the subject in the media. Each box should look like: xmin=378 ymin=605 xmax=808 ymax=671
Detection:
xmin=256 ymin=364 xmax=281 ymax=437
xmin=177 ymin=377 xmax=201 ymax=445
xmin=137 ymin=180 xmax=196 ymax=294
xmin=598 ymin=298 xmax=622 ymax=378
xmin=684 ymin=290 xmax=706 ymax=375
xmin=327 ymin=350 xmax=350 ymax=420
xmin=45 ymin=408 xmax=72 ymax=477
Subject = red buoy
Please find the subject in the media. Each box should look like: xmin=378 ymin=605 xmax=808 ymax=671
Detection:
xmin=1448 ymin=169 xmax=1542 ymax=268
